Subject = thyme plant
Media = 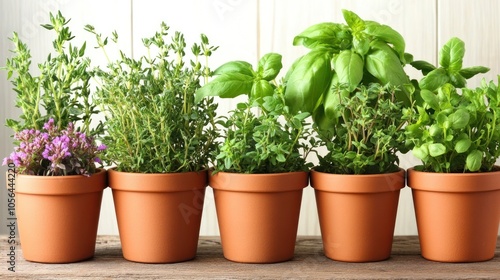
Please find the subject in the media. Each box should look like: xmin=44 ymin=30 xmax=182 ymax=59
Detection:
xmin=3 ymin=11 xmax=100 ymax=136
xmin=86 ymin=23 xmax=219 ymax=173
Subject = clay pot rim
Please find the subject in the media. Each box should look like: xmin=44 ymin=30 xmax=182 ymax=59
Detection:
xmin=108 ymin=168 xmax=207 ymax=192
xmin=310 ymin=168 xmax=405 ymax=193
xmin=14 ymin=168 xmax=107 ymax=195
xmin=209 ymin=171 xmax=309 ymax=193
xmin=407 ymin=167 xmax=500 ymax=193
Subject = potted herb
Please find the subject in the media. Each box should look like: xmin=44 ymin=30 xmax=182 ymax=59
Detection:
xmin=1 ymin=12 xmax=106 ymax=263
xmin=283 ymin=10 xmax=411 ymax=262
xmin=195 ymin=53 xmax=313 ymax=263
xmin=406 ymin=37 xmax=500 ymax=262
xmin=86 ymin=23 xmax=219 ymax=263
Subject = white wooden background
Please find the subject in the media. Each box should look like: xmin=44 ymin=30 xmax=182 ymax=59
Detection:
xmin=1 ymin=0 xmax=499 ymax=236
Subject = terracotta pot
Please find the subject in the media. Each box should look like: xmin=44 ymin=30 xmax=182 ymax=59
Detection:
xmin=408 ymin=168 xmax=500 ymax=262
xmin=209 ymin=171 xmax=308 ymax=263
xmin=109 ymin=169 xmax=207 ymax=263
xmin=311 ymin=169 xmax=405 ymax=262
xmin=13 ymin=169 xmax=107 ymax=263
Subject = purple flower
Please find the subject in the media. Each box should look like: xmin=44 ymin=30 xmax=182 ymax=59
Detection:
xmin=3 ymin=120 xmax=104 ymax=176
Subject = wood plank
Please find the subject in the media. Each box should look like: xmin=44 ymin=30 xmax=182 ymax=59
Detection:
xmin=1 ymin=235 xmax=499 ymax=279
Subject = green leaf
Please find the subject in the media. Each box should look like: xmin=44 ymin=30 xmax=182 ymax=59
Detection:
xmin=258 ymin=53 xmax=282 ymax=81
xmin=214 ymin=61 xmax=254 ymax=77
xmin=334 ymin=50 xmax=364 ymax=91
xmin=342 ymin=10 xmax=365 ymax=33
xmin=439 ymin=37 xmax=465 ymax=72
xmin=455 ymin=137 xmax=471 ymax=153
xmin=365 ymin=41 xmax=410 ymax=105
xmin=284 ymin=50 xmax=333 ymax=113
xmin=419 ymin=68 xmax=449 ymax=91
xmin=293 ymin=22 xmax=347 ymax=49
xmin=364 ymin=21 xmax=406 ymax=61
xmin=428 ymin=143 xmax=446 ymax=157
xmin=195 ymin=72 xmax=253 ymax=102
xmin=466 ymin=150 xmax=482 ymax=171
xmin=250 ymin=80 xmax=274 ymax=100
xmin=448 ymin=109 xmax=470 ymax=129
xmin=410 ymin=60 xmax=436 ymax=76
xmin=459 ymin=66 xmax=490 ymax=79
xmin=420 ymin=89 xmax=439 ymax=110
xmin=412 ymin=145 xmax=429 ymax=160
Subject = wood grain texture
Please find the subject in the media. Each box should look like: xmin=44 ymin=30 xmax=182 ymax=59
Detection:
xmin=1 ymin=236 xmax=499 ymax=279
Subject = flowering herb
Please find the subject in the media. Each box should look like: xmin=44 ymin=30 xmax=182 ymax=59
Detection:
xmin=2 ymin=119 xmax=105 ymax=176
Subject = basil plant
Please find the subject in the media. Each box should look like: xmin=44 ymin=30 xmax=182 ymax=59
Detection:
xmin=406 ymin=38 xmax=500 ymax=173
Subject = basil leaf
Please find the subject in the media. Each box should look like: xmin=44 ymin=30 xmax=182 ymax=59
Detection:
xmin=257 ymin=53 xmax=282 ymax=81
xmin=364 ymin=21 xmax=406 ymax=61
xmin=420 ymin=89 xmax=439 ymax=110
xmin=251 ymin=79 xmax=274 ymax=100
xmin=428 ymin=143 xmax=446 ymax=157
xmin=410 ymin=60 xmax=436 ymax=76
xmin=439 ymin=37 xmax=465 ymax=72
xmin=334 ymin=50 xmax=364 ymax=91
xmin=195 ymin=72 xmax=253 ymax=102
xmin=466 ymin=150 xmax=482 ymax=171
xmin=284 ymin=50 xmax=333 ymax=113
xmin=419 ymin=68 xmax=449 ymax=91
xmin=214 ymin=61 xmax=254 ymax=77
xmin=455 ymin=136 xmax=472 ymax=154
xmin=459 ymin=66 xmax=490 ymax=79
xmin=293 ymin=22 xmax=347 ymax=49
xmin=342 ymin=9 xmax=365 ymax=34
xmin=448 ymin=109 xmax=470 ymax=129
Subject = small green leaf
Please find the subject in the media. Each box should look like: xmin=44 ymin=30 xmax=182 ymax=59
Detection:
xmin=195 ymin=72 xmax=253 ymax=102
xmin=214 ymin=61 xmax=254 ymax=77
xmin=334 ymin=50 xmax=364 ymax=91
xmin=250 ymin=80 xmax=274 ymax=100
xmin=455 ymin=137 xmax=471 ymax=153
xmin=258 ymin=53 xmax=283 ymax=81
xmin=364 ymin=21 xmax=406 ymax=61
xmin=420 ymin=89 xmax=439 ymax=110
xmin=428 ymin=143 xmax=446 ymax=157
xmin=466 ymin=150 xmax=482 ymax=171
xmin=448 ymin=109 xmax=470 ymax=129
xmin=342 ymin=10 xmax=365 ymax=33
xmin=410 ymin=60 xmax=436 ymax=75
xmin=439 ymin=37 xmax=465 ymax=72
xmin=412 ymin=145 xmax=429 ymax=160
xmin=459 ymin=66 xmax=490 ymax=79
xmin=419 ymin=68 xmax=449 ymax=91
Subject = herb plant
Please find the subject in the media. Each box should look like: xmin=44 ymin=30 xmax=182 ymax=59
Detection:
xmin=317 ymin=83 xmax=410 ymax=174
xmin=283 ymin=10 xmax=412 ymax=138
xmin=196 ymin=53 xmax=313 ymax=174
xmin=3 ymin=11 xmax=100 ymax=136
xmin=406 ymin=38 xmax=500 ymax=173
xmin=86 ymin=23 xmax=219 ymax=173
xmin=3 ymin=119 xmax=106 ymax=176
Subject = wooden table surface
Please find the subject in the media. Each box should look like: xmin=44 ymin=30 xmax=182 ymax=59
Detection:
xmin=1 ymin=235 xmax=499 ymax=279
